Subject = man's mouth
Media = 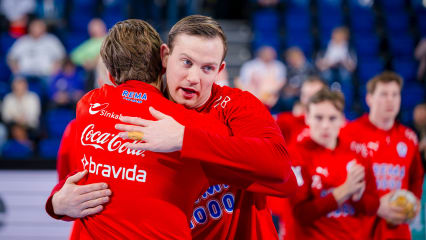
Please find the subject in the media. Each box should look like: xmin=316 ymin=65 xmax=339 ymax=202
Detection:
xmin=180 ymin=87 xmax=198 ymax=99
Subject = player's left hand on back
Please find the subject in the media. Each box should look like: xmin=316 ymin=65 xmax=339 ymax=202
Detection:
xmin=115 ymin=106 xmax=185 ymax=153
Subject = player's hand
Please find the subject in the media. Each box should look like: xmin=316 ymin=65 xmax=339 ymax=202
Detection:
xmin=333 ymin=163 xmax=365 ymax=205
xmin=115 ymin=106 xmax=185 ymax=153
xmin=377 ymin=191 xmax=407 ymax=225
xmin=52 ymin=170 xmax=111 ymax=218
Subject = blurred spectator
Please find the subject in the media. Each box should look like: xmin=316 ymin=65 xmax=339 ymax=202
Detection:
xmin=316 ymin=27 xmax=356 ymax=82
xmin=48 ymin=57 xmax=85 ymax=107
xmin=415 ymin=38 xmax=426 ymax=83
xmin=316 ymin=27 xmax=356 ymax=109
xmin=0 ymin=0 xmax=35 ymax=23
xmin=7 ymin=19 xmax=65 ymax=78
xmin=414 ymin=103 xmax=426 ymax=163
xmin=1 ymin=123 xmax=33 ymax=159
xmin=237 ymin=45 xmax=286 ymax=108
xmin=71 ymin=18 xmax=106 ymax=70
xmin=2 ymin=76 xmax=41 ymax=129
xmin=281 ymin=47 xmax=317 ymax=109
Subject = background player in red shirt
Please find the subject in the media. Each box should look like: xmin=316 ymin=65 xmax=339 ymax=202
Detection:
xmin=288 ymin=88 xmax=379 ymax=240
xmin=268 ymin=76 xmax=327 ymax=239
xmin=341 ymin=71 xmax=424 ymax=240
xmin=47 ymin=15 xmax=296 ymax=239
xmin=275 ymin=76 xmax=327 ymax=144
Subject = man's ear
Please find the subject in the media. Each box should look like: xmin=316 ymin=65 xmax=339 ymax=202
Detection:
xmin=160 ymin=44 xmax=170 ymax=68
xmin=218 ymin=61 xmax=226 ymax=74
xmin=366 ymin=93 xmax=372 ymax=109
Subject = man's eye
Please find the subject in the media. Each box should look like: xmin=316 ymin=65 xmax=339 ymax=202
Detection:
xmin=183 ymin=59 xmax=192 ymax=66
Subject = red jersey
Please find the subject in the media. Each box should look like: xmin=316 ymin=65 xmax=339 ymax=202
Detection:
xmin=46 ymin=83 xmax=296 ymax=239
xmin=68 ymin=80 xmax=229 ymax=239
xmin=275 ymin=112 xmax=309 ymax=144
xmin=289 ymin=137 xmax=379 ymax=240
xmin=57 ymin=119 xmax=77 ymax=181
xmin=56 ymin=119 xmax=82 ymax=239
xmin=341 ymin=114 xmax=424 ymax=240
xmin=187 ymin=84 xmax=295 ymax=240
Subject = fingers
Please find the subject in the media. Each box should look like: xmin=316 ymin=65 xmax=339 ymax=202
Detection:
xmin=115 ymin=124 xmax=145 ymax=133
xmin=119 ymin=116 xmax=153 ymax=127
xmin=77 ymin=182 xmax=109 ymax=195
xmin=66 ymin=170 xmax=87 ymax=184
xmin=80 ymin=188 xmax=112 ymax=203
xmin=126 ymin=142 xmax=150 ymax=151
xmin=149 ymin=107 xmax=169 ymax=120
xmin=80 ymin=205 xmax=104 ymax=218
xmin=81 ymin=196 xmax=110 ymax=209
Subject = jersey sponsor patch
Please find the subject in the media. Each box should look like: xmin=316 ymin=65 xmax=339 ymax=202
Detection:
xmin=89 ymin=103 xmax=109 ymax=115
xmin=122 ymin=90 xmax=147 ymax=103
xmin=81 ymin=124 xmax=146 ymax=157
xmin=81 ymin=154 xmax=147 ymax=183
xmin=397 ymin=142 xmax=408 ymax=158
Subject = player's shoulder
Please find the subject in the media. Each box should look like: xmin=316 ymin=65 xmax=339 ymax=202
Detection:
xmin=394 ymin=122 xmax=419 ymax=146
xmin=214 ymin=84 xmax=263 ymax=105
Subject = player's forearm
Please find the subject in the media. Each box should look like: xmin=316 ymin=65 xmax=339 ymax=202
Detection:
xmin=181 ymin=127 xmax=291 ymax=183
xmin=245 ymin=172 xmax=297 ymax=197
xmin=293 ymin=194 xmax=338 ymax=225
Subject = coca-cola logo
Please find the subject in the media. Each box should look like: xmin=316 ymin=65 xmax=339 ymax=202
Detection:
xmin=81 ymin=124 xmax=145 ymax=157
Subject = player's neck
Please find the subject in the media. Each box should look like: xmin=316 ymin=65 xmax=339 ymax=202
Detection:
xmin=369 ymin=114 xmax=394 ymax=131
xmin=149 ymin=76 xmax=163 ymax=91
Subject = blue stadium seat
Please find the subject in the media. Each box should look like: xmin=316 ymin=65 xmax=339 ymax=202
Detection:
xmin=379 ymin=0 xmax=405 ymax=12
xmin=1 ymin=140 xmax=33 ymax=159
xmin=64 ymin=31 xmax=89 ymax=52
xmin=253 ymin=9 xmax=279 ymax=33
xmin=284 ymin=10 xmax=311 ymax=32
xmin=358 ymin=84 xmax=368 ymax=111
xmin=39 ymin=138 xmax=61 ymax=159
xmin=45 ymin=108 xmax=75 ymax=138
xmin=401 ymin=82 xmax=425 ymax=109
xmin=286 ymin=0 xmax=310 ymax=9
xmin=0 ymin=32 xmax=17 ymax=56
xmin=357 ymin=57 xmax=384 ymax=84
xmin=385 ymin=12 xmax=409 ymax=33
xmin=68 ymin=0 xmax=98 ymax=32
xmin=353 ymin=34 xmax=380 ymax=58
xmin=392 ymin=58 xmax=417 ymax=82
xmin=388 ymin=35 xmax=414 ymax=58
xmin=0 ymin=57 xmax=11 ymax=83
xmin=417 ymin=10 xmax=426 ymax=36
xmin=102 ymin=0 xmax=128 ymax=29
xmin=349 ymin=8 xmax=375 ymax=34
xmin=285 ymin=32 xmax=313 ymax=57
